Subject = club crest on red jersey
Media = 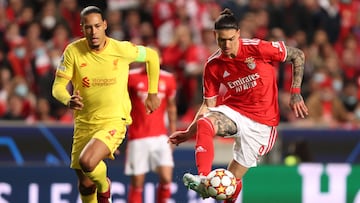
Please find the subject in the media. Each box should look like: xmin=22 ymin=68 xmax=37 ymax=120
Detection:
xmin=245 ymin=57 xmax=256 ymax=70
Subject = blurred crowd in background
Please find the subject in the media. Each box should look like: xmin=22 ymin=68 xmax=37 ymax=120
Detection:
xmin=0 ymin=0 xmax=360 ymax=129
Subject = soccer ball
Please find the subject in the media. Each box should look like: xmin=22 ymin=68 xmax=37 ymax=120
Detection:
xmin=205 ymin=168 xmax=237 ymax=200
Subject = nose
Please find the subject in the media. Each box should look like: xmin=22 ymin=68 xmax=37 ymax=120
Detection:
xmin=91 ymin=27 xmax=96 ymax=35
xmin=225 ymin=40 xmax=232 ymax=48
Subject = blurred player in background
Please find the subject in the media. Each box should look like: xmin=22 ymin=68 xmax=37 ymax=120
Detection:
xmin=125 ymin=64 xmax=177 ymax=203
xmin=169 ymin=8 xmax=308 ymax=203
xmin=52 ymin=6 xmax=160 ymax=203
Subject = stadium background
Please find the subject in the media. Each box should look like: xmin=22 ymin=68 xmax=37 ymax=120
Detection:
xmin=1 ymin=0 xmax=360 ymax=202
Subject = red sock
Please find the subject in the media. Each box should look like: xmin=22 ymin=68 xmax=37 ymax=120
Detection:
xmin=128 ymin=185 xmax=143 ymax=203
xmin=224 ymin=179 xmax=242 ymax=203
xmin=157 ymin=183 xmax=171 ymax=203
xmin=195 ymin=117 xmax=215 ymax=176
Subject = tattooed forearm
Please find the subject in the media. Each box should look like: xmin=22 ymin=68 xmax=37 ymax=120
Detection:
xmin=285 ymin=46 xmax=305 ymax=88
xmin=206 ymin=111 xmax=237 ymax=137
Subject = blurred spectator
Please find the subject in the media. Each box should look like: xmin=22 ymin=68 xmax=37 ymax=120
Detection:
xmin=318 ymin=0 xmax=341 ymax=44
xmin=24 ymin=21 xmax=52 ymax=97
xmin=2 ymin=93 xmax=26 ymax=120
xmin=341 ymin=80 xmax=358 ymax=112
xmin=0 ymin=66 xmax=12 ymax=117
xmin=162 ymin=24 xmax=210 ymax=116
xmin=297 ymin=71 xmax=351 ymax=128
xmin=138 ymin=21 xmax=157 ymax=47
xmin=5 ymin=0 xmax=24 ymax=23
xmin=271 ymin=0 xmax=303 ymax=38
xmin=1 ymin=76 xmax=35 ymax=120
xmin=253 ymin=9 xmax=269 ymax=39
xmin=6 ymin=29 xmax=28 ymax=78
xmin=4 ymin=21 xmax=23 ymax=49
xmin=59 ymin=0 xmax=82 ymax=39
xmin=123 ymin=9 xmax=142 ymax=42
xmin=46 ymin=22 xmax=71 ymax=58
xmin=106 ymin=9 xmax=124 ymax=41
xmin=337 ymin=0 xmax=360 ymax=43
xmin=336 ymin=34 xmax=360 ymax=81
xmin=37 ymin=0 xmax=62 ymax=41
xmin=26 ymin=96 xmax=55 ymax=124
xmin=352 ymin=11 xmax=360 ymax=43
xmin=0 ymin=5 xmax=9 ymax=36
xmin=17 ymin=5 xmax=35 ymax=36
xmin=107 ymin=0 xmax=139 ymax=11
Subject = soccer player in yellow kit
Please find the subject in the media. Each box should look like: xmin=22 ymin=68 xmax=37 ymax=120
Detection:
xmin=52 ymin=6 xmax=160 ymax=203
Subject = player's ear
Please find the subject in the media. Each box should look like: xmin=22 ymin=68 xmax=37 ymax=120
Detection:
xmin=103 ymin=20 xmax=108 ymax=30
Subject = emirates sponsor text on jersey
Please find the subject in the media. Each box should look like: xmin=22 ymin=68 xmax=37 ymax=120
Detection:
xmin=227 ymin=73 xmax=260 ymax=92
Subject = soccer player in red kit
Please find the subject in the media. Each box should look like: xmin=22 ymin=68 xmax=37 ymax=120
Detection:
xmin=168 ymin=8 xmax=309 ymax=203
xmin=125 ymin=66 xmax=177 ymax=203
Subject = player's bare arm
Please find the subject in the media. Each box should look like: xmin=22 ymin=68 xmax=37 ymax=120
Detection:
xmin=285 ymin=46 xmax=309 ymax=118
xmin=167 ymin=97 xmax=178 ymax=134
xmin=285 ymin=46 xmax=304 ymax=88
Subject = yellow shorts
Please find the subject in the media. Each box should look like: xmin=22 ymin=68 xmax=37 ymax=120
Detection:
xmin=70 ymin=122 xmax=127 ymax=169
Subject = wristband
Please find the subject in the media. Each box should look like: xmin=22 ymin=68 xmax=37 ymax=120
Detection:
xmin=290 ymin=87 xmax=301 ymax=94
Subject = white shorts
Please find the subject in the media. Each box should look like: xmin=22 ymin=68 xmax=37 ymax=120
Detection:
xmin=124 ymin=135 xmax=174 ymax=175
xmin=208 ymin=105 xmax=278 ymax=168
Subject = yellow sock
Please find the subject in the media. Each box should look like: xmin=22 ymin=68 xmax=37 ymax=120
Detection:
xmin=80 ymin=192 xmax=97 ymax=203
xmin=84 ymin=161 xmax=109 ymax=193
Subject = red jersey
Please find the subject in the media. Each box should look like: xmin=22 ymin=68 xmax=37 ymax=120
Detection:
xmin=203 ymin=39 xmax=287 ymax=126
xmin=128 ymin=67 xmax=177 ymax=140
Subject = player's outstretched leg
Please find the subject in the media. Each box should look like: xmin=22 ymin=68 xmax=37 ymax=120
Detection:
xmin=183 ymin=173 xmax=209 ymax=199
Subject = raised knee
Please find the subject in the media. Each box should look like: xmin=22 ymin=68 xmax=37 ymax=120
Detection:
xmin=79 ymin=157 xmax=96 ymax=172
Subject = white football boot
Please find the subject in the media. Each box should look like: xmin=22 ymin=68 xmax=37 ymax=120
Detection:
xmin=183 ymin=173 xmax=210 ymax=199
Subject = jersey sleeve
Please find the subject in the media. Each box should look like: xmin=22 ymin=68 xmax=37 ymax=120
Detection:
xmin=203 ymin=62 xmax=220 ymax=99
xmin=258 ymin=40 xmax=287 ymax=62
xmin=117 ymin=41 xmax=143 ymax=61
xmin=52 ymin=46 xmax=74 ymax=105
xmin=55 ymin=46 xmax=74 ymax=79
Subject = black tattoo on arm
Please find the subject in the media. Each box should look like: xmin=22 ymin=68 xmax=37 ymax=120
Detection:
xmin=285 ymin=46 xmax=305 ymax=88
xmin=290 ymin=94 xmax=304 ymax=106
xmin=205 ymin=111 xmax=237 ymax=137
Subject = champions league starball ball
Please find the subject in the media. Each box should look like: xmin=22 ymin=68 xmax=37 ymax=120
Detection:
xmin=205 ymin=168 xmax=237 ymax=200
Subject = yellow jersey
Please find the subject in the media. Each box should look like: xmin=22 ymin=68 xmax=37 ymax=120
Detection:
xmin=55 ymin=37 xmax=150 ymax=127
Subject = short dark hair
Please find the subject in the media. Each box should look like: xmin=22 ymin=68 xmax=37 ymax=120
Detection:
xmin=80 ymin=6 xmax=104 ymax=25
xmin=214 ymin=8 xmax=239 ymax=30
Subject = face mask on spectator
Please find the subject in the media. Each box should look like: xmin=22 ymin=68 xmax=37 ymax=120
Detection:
xmin=344 ymin=96 xmax=357 ymax=106
xmin=15 ymin=47 xmax=26 ymax=59
xmin=15 ymin=84 xmax=28 ymax=97
xmin=42 ymin=16 xmax=56 ymax=30
xmin=313 ymin=73 xmax=326 ymax=83
xmin=332 ymin=80 xmax=343 ymax=92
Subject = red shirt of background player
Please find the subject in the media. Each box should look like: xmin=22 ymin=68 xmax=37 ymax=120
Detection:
xmin=127 ymin=67 xmax=177 ymax=140
xmin=203 ymin=38 xmax=286 ymax=126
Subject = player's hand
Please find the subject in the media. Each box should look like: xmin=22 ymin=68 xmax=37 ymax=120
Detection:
xmin=68 ymin=90 xmax=84 ymax=110
xmin=145 ymin=93 xmax=160 ymax=114
xmin=289 ymin=93 xmax=308 ymax=118
xmin=168 ymin=130 xmax=192 ymax=145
